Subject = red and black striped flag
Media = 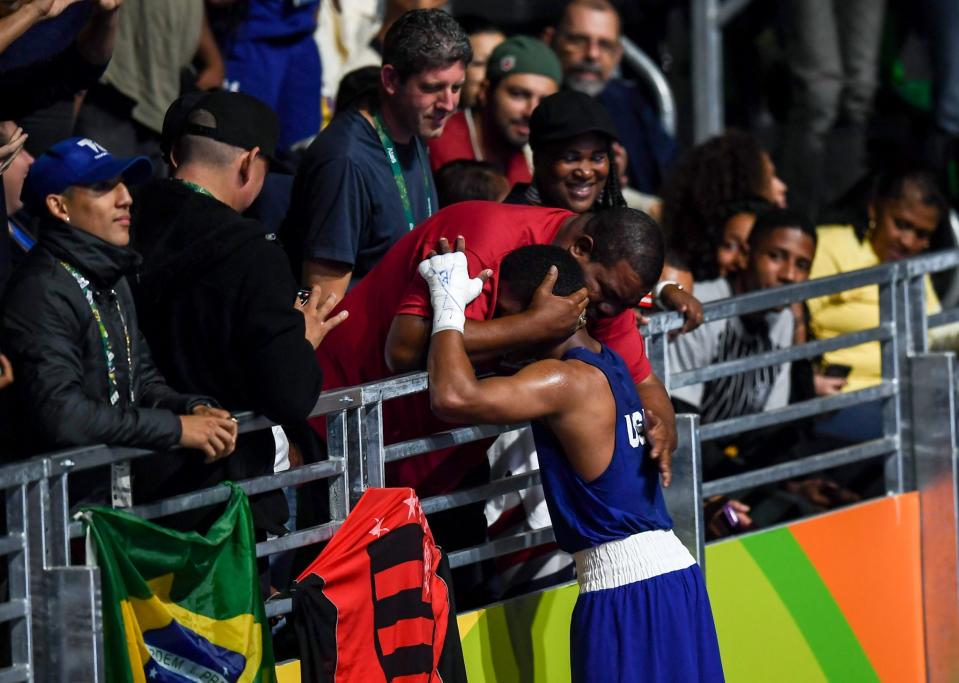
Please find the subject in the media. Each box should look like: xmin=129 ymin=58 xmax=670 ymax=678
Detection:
xmin=291 ymin=488 xmax=467 ymax=682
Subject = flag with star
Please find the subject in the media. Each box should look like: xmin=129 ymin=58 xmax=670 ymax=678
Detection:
xmin=290 ymin=487 xmax=466 ymax=682
xmin=81 ymin=482 xmax=275 ymax=683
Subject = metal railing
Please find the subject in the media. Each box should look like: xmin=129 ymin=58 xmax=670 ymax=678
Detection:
xmin=691 ymin=0 xmax=754 ymax=141
xmin=1 ymin=249 xmax=958 ymax=679
xmin=621 ymin=36 xmax=677 ymax=137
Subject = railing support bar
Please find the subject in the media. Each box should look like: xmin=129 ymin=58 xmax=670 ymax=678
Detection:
xmin=665 ymin=414 xmax=704 ymax=567
xmin=911 ymin=352 xmax=959 ymax=679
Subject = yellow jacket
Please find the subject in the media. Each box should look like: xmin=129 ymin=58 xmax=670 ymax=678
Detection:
xmin=808 ymin=225 xmax=940 ymax=392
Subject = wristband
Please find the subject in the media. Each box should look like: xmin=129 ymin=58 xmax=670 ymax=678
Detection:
xmin=653 ymin=280 xmax=682 ymax=311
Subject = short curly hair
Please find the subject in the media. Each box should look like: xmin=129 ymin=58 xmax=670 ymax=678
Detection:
xmin=382 ymin=9 xmax=472 ymax=81
xmin=660 ymin=129 xmax=770 ymax=281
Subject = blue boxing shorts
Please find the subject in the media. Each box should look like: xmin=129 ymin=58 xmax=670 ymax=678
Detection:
xmin=570 ymin=529 xmax=724 ymax=682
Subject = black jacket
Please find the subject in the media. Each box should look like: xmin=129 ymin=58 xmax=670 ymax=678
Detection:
xmin=132 ymin=179 xmax=323 ymax=424
xmin=131 ymin=181 xmax=323 ymax=534
xmin=0 ymin=219 xmax=205 ymax=458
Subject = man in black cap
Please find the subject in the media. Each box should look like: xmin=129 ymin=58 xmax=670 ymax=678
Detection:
xmin=129 ymin=90 xmax=348 ymax=533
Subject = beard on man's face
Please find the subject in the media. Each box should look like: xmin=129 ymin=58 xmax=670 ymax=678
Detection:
xmin=564 ymin=62 xmax=607 ymax=97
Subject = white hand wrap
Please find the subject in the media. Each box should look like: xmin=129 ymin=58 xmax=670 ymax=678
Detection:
xmin=417 ymin=251 xmax=485 ymax=334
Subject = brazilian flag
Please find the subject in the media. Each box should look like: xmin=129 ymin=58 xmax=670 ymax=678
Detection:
xmin=81 ymin=483 xmax=275 ymax=683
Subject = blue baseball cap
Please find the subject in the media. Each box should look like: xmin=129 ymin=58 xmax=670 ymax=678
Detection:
xmin=22 ymin=137 xmax=152 ymax=214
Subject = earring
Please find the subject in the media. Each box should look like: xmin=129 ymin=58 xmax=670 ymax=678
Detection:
xmin=867 ymin=218 xmax=876 ymax=235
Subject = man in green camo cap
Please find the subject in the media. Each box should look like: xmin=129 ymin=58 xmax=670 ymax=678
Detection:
xmin=427 ymin=35 xmax=562 ymax=187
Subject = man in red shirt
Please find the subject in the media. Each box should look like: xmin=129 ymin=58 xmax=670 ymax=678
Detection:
xmin=427 ymin=36 xmax=561 ymax=188
xmin=315 ymin=200 xmax=678 ymax=491
xmin=314 ymin=200 xmax=685 ymax=607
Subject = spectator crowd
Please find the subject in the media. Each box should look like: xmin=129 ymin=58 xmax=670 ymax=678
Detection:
xmin=1 ymin=0 xmax=958 ymax=613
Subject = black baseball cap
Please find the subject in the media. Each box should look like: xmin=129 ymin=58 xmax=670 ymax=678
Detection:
xmin=160 ymin=90 xmax=206 ymax=159
xmin=529 ymin=90 xmax=620 ymax=151
xmin=161 ymin=90 xmax=280 ymax=161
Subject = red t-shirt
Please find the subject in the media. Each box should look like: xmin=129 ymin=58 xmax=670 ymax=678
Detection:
xmin=315 ymin=201 xmax=652 ymax=493
xmin=426 ymin=110 xmax=533 ymax=187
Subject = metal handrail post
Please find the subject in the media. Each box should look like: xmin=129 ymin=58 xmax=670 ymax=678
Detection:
xmin=665 ymin=414 xmax=705 ymax=568
xmin=363 ymin=400 xmax=386 ymax=492
xmin=20 ymin=457 xmax=105 ymax=681
xmin=344 ymin=402 xmax=387 ymax=508
xmin=644 ymin=325 xmax=669 ymax=389
xmin=5 ymin=485 xmax=31 ymax=679
xmin=620 ymin=37 xmax=676 ymax=136
xmin=325 ymin=411 xmax=350 ymax=522
xmin=880 ymin=275 xmax=904 ymax=493
xmin=910 ymin=352 xmax=959 ymax=678
xmin=343 ymin=407 xmax=365 ymax=508
xmin=47 ymin=468 xmax=71 ymax=565
xmin=24 ymin=474 xmax=54 ymax=681
xmin=688 ymin=0 xmax=759 ymax=141
xmin=906 ymin=262 xmax=931 ymax=355
xmin=691 ymin=0 xmax=723 ymax=142
xmin=900 ymin=266 xmax=931 ymax=493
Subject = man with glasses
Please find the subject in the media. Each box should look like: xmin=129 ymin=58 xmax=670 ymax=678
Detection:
xmin=544 ymin=0 xmax=677 ymax=194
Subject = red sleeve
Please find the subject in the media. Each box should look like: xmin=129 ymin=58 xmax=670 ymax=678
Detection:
xmin=396 ymin=274 xmax=431 ymax=318
xmin=396 ymin=248 xmax=493 ymax=320
xmin=589 ymin=311 xmax=652 ymax=384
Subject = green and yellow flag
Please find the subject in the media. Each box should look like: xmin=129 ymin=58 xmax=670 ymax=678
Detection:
xmin=81 ymin=483 xmax=275 ymax=683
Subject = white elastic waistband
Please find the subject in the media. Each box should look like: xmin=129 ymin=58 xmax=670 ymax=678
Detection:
xmin=574 ymin=529 xmax=696 ymax=593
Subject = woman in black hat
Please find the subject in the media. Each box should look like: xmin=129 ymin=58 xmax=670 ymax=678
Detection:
xmin=505 ymin=89 xmax=626 ymax=213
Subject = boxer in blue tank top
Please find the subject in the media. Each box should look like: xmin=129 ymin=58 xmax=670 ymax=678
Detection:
xmin=419 ymin=240 xmax=724 ymax=682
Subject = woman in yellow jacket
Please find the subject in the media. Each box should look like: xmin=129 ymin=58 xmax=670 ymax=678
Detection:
xmin=808 ymin=167 xmax=947 ymax=440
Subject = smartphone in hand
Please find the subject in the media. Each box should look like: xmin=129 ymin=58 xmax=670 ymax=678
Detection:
xmin=822 ymin=363 xmax=852 ymax=379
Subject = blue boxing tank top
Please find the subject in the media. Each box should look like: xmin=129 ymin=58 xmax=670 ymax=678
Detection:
xmin=531 ymin=344 xmax=673 ymax=554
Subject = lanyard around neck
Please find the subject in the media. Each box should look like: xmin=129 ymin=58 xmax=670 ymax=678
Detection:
xmin=372 ymin=111 xmax=433 ymax=230
xmin=176 ymin=178 xmax=215 ymax=198
xmin=59 ymin=261 xmax=135 ymax=407
xmin=60 ymin=260 xmax=136 ymax=508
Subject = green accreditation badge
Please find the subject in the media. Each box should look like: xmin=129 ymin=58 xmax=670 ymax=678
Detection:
xmin=372 ymin=112 xmax=433 ymax=230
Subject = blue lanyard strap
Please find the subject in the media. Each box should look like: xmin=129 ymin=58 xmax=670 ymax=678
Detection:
xmin=371 ymin=111 xmax=433 ymax=230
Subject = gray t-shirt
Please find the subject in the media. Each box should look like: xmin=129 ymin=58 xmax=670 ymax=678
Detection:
xmin=668 ymin=278 xmax=794 ymax=423
xmin=102 ymin=0 xmax=203 ymax=133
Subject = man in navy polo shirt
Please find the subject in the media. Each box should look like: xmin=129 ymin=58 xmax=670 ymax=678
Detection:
xmin=280 ymin=9 xmax=471 ymax=297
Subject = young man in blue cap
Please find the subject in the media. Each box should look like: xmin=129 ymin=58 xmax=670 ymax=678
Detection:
xmin=0 ymin=136 xmax=237 ymax=505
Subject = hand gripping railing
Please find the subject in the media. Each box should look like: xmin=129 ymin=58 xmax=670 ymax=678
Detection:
xmin=1 ymin=248 xmax=958 ymax=680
